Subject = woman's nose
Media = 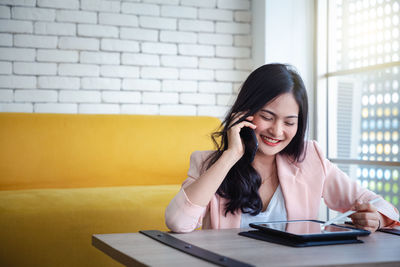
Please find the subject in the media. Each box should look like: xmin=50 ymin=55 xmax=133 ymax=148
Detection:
xmin=268 ymin=122 xmax=283 ymax=137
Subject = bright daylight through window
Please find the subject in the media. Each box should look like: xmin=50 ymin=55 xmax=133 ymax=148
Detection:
xmin=318 ymin=0 xmax=400 ymax=212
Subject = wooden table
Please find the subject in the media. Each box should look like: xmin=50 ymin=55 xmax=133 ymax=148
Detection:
xmin=92 ymin=228 xmax=400 ymax=267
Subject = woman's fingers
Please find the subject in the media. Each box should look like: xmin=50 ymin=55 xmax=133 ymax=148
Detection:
xmin=349 ymin=200 xmax=381 ymax=232
xmin=229 ymin=111 xmax=252 ymax=127
xmin=225 ymin=113 xmax=257 ymax=161
xmin=350 ymin=215 xmax=380 ymax=232
xmin=228 ymin=116 xmax=256 ymax=139
xmin=235 ymin=119 xmax=256 ymax=131
xmin=354 ymin=202 xmax=378 ymax=212
xmin=350 ymin=210 xmax=378 ymax=220
xmin=227 ymin=112 xmax=256 ymax=138
xmin=351 ymin=217 xmax=380 ymax=232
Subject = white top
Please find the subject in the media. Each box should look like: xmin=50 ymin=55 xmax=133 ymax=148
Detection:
xmin=240 ymin=184 xmax=287 ymax=228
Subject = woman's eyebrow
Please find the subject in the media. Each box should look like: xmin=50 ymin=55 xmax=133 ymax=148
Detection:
xmin=260 ymin=109 xmax=298 ymax=119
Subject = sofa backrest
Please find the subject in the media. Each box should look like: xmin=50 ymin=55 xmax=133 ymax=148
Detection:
xmin=0 ymin=113 xmax=221 ymax=190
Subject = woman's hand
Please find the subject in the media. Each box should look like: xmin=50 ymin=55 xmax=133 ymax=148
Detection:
xmin=349 ymin=200 xmax=384 ymax=232
xmin=183 ymin=113 xmax=256 ymax=208
xmin=225 ymin=112 xmax=256 ymax=162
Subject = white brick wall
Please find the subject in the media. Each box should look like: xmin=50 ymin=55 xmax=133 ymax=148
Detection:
xmin=0 ymin=0 xmax=253 ymax=118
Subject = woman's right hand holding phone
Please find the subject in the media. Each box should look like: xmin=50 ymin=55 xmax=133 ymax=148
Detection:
xmin=225 ymin=112 xmax=257 ymax=162
xmin=183 ymin=112 xmax=256 ymax=207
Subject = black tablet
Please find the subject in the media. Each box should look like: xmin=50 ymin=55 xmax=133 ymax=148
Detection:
xmin=249 ymin=220 xmax=371 ymax=241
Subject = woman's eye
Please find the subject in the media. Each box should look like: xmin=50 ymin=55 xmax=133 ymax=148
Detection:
xmin=261 ymin=116 xmax=273 ymax=121
xmin=285 ymin=122 xmax=295 ymax=126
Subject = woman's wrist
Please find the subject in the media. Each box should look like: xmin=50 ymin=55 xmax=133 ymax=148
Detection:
xmin=221 ymin=149 xmax=242 ymax=166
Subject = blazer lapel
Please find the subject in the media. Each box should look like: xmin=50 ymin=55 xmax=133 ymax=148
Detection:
xmin=276 ymin=154 xmax=311 ymax=220
xmin=216 ymin=154 xmax=312 ymax=228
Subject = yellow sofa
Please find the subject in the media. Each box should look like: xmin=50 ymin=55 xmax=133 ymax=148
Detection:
xmin=0 ymin=113 xmax=220 ymax=267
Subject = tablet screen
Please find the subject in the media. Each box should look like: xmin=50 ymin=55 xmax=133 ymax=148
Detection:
xmin=252 ymin=220 xmax=357 ymax=236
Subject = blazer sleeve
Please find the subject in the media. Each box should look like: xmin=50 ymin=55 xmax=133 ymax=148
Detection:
xmin=314 ymin=141 xmax=400 ymax=228
xmin=165 ymin=151 xmax=211 ymax=233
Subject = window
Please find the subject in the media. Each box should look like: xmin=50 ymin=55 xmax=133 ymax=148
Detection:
xmin=316 ymin=0 xmax=400 ymax=216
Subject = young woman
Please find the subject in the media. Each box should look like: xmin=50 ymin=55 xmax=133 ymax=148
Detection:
xmin=165 ymin=63 xmax=400 ymax=233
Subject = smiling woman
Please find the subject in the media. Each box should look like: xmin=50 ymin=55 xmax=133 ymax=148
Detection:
xmin=253 ymin=93 xmax=299 ymax=156
xmin=165 ymin=63 xmax=400 ymax=234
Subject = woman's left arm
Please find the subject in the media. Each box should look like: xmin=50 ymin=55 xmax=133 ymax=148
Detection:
xmin=312 ymin=141 xmax=400 ymax=231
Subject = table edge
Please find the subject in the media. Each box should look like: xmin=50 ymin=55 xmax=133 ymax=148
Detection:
xmin=92 ymin=234 xmax=147 ymax=267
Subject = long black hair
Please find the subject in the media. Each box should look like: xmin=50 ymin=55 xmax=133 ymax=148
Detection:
xmin=205 ymin=63 xmax=309 ymax=216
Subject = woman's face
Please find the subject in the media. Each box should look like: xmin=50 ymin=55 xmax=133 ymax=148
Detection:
xmin=252 ymin=93 xmax=299 ymax=157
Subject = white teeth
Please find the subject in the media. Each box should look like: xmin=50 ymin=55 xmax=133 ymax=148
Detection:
xmin=262 ymin=136 xmax=279 ymax=143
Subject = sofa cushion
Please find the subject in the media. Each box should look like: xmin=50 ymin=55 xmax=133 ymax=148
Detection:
xmin=0 ymin=184 xmax=180 ymax=267
xmin=0 ymin=113 xmax=220 ymax=190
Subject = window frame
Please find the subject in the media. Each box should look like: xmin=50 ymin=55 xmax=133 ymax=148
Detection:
xmin=315 ymin=0 xmax=400 ymax=219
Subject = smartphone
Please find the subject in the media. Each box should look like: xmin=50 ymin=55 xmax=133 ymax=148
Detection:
xmin=239 ymin=127 xmax=258 ymax=163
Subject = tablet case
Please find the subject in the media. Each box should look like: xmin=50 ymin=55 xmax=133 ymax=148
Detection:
xmin=239 ymin=230 xmax=364 ymax=247
xmin=379 ymin=228 xmax=400 ymax=236
xmin=345 ymin=221 xmax=400 ymax=236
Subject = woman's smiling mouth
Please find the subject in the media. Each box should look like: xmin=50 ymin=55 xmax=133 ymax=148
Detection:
xmin=261 ymin=135 xmax=282 ymax=146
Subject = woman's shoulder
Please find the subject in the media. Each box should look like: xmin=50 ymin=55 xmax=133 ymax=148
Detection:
xmin=278 ymin=140 xmax=329 ymax=178
xmin=188 ymin=150 xmax=216 ymax=174
xmin=304 ymin=140 xmax=325 ymax=157
xmin=190 ymin=150 xmax=215 ymax=163
xmin=191 ymin=150 xmax=215 ymax=158
xmin=290 ymin=140 xmax=326 ymax=165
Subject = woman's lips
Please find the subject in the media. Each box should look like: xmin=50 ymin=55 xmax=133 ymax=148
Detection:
xmin=261 ymin=135 xmax=282 ymax=146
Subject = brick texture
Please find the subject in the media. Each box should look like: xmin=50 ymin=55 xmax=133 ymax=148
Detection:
xmin=0 ymin=0 xmax=252 ymax=117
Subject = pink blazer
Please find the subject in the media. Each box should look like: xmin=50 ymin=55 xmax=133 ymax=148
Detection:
xmin=165 ymin=141 xmax=400 ymax=233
